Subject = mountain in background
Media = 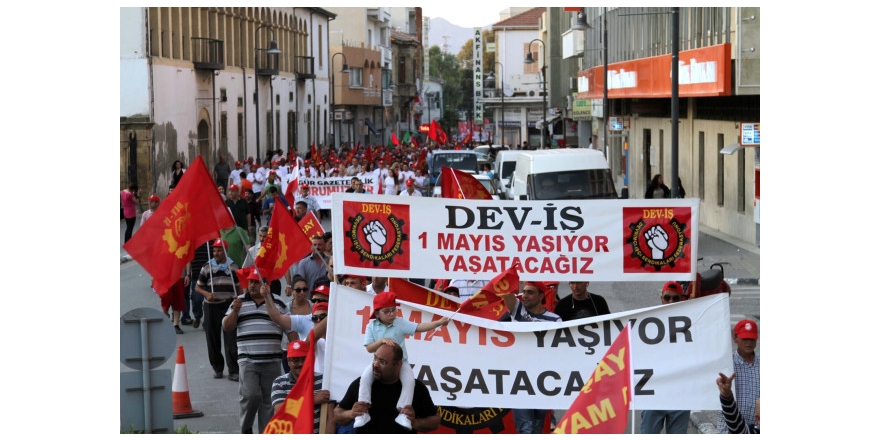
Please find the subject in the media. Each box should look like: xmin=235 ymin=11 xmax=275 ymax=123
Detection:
xmin=426 ymin=17 xmax=475 ymax=56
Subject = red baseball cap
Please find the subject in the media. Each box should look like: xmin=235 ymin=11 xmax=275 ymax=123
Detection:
xmin=405 ymin=178 xmax=415 ymax=186
xmin=734 ymin=319 xmax=758 ymax=339
xmin=524 ymin=281 xmax=547 ymax=294
xmin=235 ymin=160 xmax=242 ymax=166
xmin=311 ymin=284 xmax=330 ymax=298
xmin=228 ymin=184 xmax=239 ymax=191
xmin=372 ymin=291 xmax=399 ymax=318
xmin=148 ymin=194 xmax=160 ymax=202
xmin=300 ymin=184 xmax=309 ymax=189
xmin=211 ymin=238 xmax=228 ymax=248
xmin=662 ymin=281 xmax=683 ymax=295
xmin=287 ymin=340 xmax=309 ymax=358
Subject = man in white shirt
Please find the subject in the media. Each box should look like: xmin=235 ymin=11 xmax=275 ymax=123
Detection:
xmin=229 ymin=161 xmax=244 ymax=187
xmin=447 ymin=279 xmax=489 ymax=299
xmin=399 ymin=178 xmax=422 ymax=197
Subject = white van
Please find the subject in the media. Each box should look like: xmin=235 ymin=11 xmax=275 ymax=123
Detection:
xmin=509 ymin=149 xmax=618 ymax=200
xmin=494 ymin=150 xmax=525 ymax=200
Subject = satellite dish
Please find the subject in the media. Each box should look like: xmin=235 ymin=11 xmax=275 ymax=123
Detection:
xmin=503 ymin=84 xmax=514 ymax=97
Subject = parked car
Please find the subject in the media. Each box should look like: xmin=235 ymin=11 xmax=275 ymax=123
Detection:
xmin=429 ymin=150 xmax=480 ymax=186
xmin=509 ymin=149 xmax=618 ymax=200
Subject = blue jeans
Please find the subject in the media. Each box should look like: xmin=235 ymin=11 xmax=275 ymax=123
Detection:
xmin=513 ymin=408 xmax=547 ymax=434
xmin=640 ymin=410 xmax=690 ymax=434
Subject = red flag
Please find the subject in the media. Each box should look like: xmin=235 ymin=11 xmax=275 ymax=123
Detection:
xmin=254 ymin=200 xmax=311 ymax=281
xmin=310 ymin=143 xmax=317 ymax=162
xmin=437 ymin=126 xmax=448 ymax=145
xmin=284 ymin=169 xmax=299 ymax=209
xmin=440 ymin=166 xmax=493 ymax=200
xmin=415 ymin=148 xmax=428 ymax=172
xmin=457 ymin=266 xmax=519 ymax=320
xmin=264 ymin=331 xmax=317 ymax=434
xmin=297 ymin=210 xmax=325 ymax=241
xmin=554 ymin=325 xmax=632 ymax=434
xmin=428 ymin=119 xmax=439 ymax=141
xmin=412 ymin=135 xmax=420 ymax=148
xmin=124 ymin=156 xmax=234 ymax=294
xmin=391 ymin=132 xmax=400 ymax=146
xmin=461 ymin=131 xmax=473 ymax=145
xmin=235 ymin=266 xmax=256 ymax=291
xmin=388 ymin=278 xmax=460 ymax=315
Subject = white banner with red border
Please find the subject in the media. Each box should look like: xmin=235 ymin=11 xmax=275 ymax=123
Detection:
xmin=294 ymin=174 xmax=381 ymax=209
xmin=323 ymin=285 xmax=732 ymax=410
xmin=331 ymin=193 xmax=700 ymax=282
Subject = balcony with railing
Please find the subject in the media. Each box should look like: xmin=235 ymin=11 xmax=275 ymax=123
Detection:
xmin=191 ymin=37 xmax=225 ymax=70
xmin=294 ymin=56 xmax=315 ymax=80
xmin=256 ymin=50 xmax=279 ymax=76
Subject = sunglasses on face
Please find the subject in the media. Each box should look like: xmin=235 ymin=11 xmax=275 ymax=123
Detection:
xmin=663 ymin=295 xmax=682 ymax=302
xmin=311 ymin=314 xmax=328 ymax=322
xmin=292 ymin=287 xmax=308 ymax=292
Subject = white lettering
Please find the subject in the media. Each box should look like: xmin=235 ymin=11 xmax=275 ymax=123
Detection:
xmin=677 ymin=59 xmax=716 ymax=85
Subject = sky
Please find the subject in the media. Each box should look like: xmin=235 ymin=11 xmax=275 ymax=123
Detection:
xmin=420 ymin=5 xmax=509 ymax=29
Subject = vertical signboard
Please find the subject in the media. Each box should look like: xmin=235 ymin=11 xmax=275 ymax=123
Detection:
xmin=473 ymin=28 xmax=484 ymax=124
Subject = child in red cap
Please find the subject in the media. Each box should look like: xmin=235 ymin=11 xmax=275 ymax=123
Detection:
xmin=353 ymin=291 xmax=450 ymax=430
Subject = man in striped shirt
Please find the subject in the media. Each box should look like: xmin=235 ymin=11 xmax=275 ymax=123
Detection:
xmin=223 ymin=271 xmax=289 ymax=434
xmin=195 ymin=239 xmax=240 ymax=381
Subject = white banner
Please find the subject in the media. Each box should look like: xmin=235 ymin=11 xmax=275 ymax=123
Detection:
xmin=295 ymin=174 xmax=380 ymax=209
xmin=323 ymin=285 xmax=732 ymax=410
xmin=331 ymin=193 xmax=700 ymax=282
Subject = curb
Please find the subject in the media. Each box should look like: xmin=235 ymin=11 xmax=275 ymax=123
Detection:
xmin=725 ymin=278 xmax=759 ymax=286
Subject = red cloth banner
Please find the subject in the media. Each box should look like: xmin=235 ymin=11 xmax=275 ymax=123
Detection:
xmin=553 ymin=325 xmax=632 ymax=434
xmin=124 ymin=156 xmax=234 ymax=294
xmin=457 ymin=266 xmax=519 ymax=320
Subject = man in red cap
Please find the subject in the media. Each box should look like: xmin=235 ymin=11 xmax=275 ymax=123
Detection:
xmin=223 ymin=270 xmax=289 ymax=433
xmin=717 ymin=319 xmax=760 ymax=433
xmin=501 ymin=281 xmax=560 ymax=434
xmin=270 ymin=339 xmax=331 ymax=433
xmin=230 ymin=160 xmax=244 ymax=186
xmin=398 ymin=178 xmax=421 ymax=197
xmin=226 ymin=184 xmax=251 ymax=233
xmin=194 ymin=238 xmax=241 ymax=381
xmin=140 ymin=194 xmax=161 ymax=227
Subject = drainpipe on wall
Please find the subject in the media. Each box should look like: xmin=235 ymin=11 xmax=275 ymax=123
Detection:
xmin=239 ymin=8 xmax=249 ymax=158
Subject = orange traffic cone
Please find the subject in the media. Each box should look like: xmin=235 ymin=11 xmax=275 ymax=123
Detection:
xmin=172 ymin=345 xmax=204 ymax=419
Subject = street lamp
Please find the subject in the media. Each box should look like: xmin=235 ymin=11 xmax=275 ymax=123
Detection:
xmin=330 ymin=52 xmax=350 ymax=150
xmin=493 ymin=62 xmax=506 ymax=145
xmin=254 ymin=24 xmax=281 ymax=162
xmin=524 ymin=38 xmax=546 ymax=149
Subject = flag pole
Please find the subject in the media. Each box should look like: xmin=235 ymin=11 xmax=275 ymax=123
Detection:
xmin=628 ymin=322 xmax=635 ymax=434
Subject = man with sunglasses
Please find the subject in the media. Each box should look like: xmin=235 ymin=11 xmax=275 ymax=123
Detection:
xmin=640 ymin=281 xmax=689 ymax=434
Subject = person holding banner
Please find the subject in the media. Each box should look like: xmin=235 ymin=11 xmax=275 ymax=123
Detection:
xmin=336 ymin=343 xmax=440 ymax=434
xmin=554 ymin=281 xmax=611 ymax=321
xmin=501 ymin=281 xmax=561 ymax=434
xmin=351 ymin=292 xmax=450 ymax=430
xmin=717 ymin=319 xmax=760 ymax=433
xmin=640 ymin=281 xmax=690 ymax=434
